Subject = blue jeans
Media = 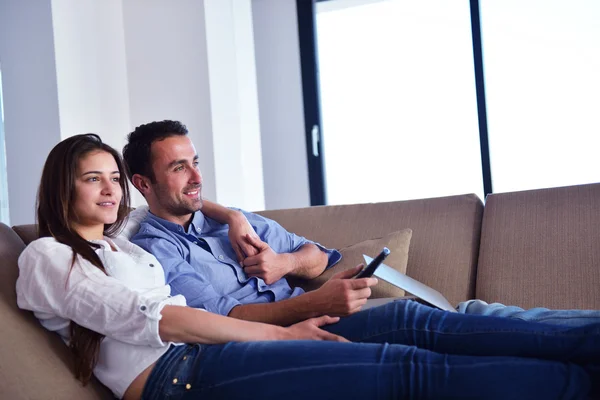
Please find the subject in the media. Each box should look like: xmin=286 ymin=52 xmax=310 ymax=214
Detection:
xmin=142 ymin=342 xmax=588 ymax=400
xmin=142 ymin=300 xmax=600 ymax=399
xmin=458 ymin=299 xmax=600 ymax=327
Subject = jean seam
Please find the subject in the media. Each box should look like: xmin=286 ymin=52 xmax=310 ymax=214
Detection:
xmin=357 ymin=327 xmax=600 ymax=342
xmin=208 ymin=362 xmax=386 ymax=388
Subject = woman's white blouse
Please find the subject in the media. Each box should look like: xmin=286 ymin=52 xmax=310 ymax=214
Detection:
xmin=16 ymin=236 xmax=188 ymax=399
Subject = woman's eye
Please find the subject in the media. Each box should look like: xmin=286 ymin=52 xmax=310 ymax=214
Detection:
xmin=112 ymin=177 xmax=120 ymax=182
xmin=87 ymin=177 xmax=99 ymax=182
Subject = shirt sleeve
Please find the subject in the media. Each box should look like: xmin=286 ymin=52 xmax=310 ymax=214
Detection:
xmin=16 ymin=240 xmax=186 ymax=348
xmin=133 ymin=231 xmax=242 ymax=316
xmin=240 ymin=209 xmax=342 ymax=269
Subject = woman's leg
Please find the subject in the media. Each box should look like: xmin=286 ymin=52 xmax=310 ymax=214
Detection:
xmin=458 ymin=299 xmax=600 ymax=327
xmin=322 ymin=300 xmax=600 ymax=364
xmin=141 ymin=341 xmax=589 ymax=400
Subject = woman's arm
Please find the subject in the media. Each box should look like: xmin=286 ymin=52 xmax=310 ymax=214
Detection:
xmin=159 ymin=306 xmax=347 ymax=343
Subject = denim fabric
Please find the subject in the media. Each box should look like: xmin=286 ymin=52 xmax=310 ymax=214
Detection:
xmin=139 ymin=300 xmax=600 ymax=399
xmin=141 ymin=342 xmax=589 ymax=400
xmin=458 ymin=299 xmax=600 ymax=327
xmin=322 ymin=300 xmax=600 ymax=365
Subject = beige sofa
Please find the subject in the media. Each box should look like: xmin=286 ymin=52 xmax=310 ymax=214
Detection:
xmin=2 ymin=183 xmax=599 ymax=399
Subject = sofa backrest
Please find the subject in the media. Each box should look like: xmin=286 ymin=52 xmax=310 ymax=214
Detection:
xmin=0 ymin=223 xmax=113 ymax=399
xmin=476 ymin=183 xmax=600 ymax=309
xmin=257 ymin=194 xmax=484 ymax=306
xmin=12 ymin=224 xmax=37 ymax=246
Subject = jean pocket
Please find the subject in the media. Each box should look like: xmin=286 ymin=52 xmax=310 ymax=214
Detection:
xmin=164 ymin=345 xmax=204 ymax=395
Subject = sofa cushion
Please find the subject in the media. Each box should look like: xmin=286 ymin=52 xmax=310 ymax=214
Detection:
xmin=12 ymin=224 xmax=37 ymax=246
xmin=476 ymin=183 xmax=600 ymax=309
xmin=288 ymin=229 xmax=412 ymax=298
xmin=257 ymin=194 xmax=483 ymax=306
xmin=0 ymin=223 xmax=112 ymax=399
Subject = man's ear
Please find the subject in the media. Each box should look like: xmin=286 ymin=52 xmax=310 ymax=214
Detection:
xmin=131 ymin=174 xmax=152 ymax=196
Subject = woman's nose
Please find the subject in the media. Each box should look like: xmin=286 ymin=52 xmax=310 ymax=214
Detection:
xmin=101 ymin=180 xmax=113 ymax=195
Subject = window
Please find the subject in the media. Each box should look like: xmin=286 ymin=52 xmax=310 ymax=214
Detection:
xmin=480 ymin=0 xmax=600 ymax=193
xmin=0 ymin=65 xmax=9 ymax=225
xmin=315 ymin=0 xmax=484 ymax=205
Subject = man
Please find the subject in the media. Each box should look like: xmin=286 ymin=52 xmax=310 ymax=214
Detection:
xmin=123 ymin=120 xmax=600 ymax=339
xmin=123 ymin=120 xmax=377 ymax=328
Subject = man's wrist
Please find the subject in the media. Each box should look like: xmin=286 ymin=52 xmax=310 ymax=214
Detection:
xmin=296 ymin=289 xmax=328 ymax=319
xmin=278 ymin=253 xmax=297 ymax=276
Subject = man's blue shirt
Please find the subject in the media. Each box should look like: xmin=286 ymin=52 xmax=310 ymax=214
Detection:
xmin=131 ymin=209 xmax=341 ymax=316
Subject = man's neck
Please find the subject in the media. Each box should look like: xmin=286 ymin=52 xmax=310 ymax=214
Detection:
xmin=150 ymin=209 xmax=195 ymax=231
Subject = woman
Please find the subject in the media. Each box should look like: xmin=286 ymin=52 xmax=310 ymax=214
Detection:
xmin=16 ymin=134 xmax=600 ymax=399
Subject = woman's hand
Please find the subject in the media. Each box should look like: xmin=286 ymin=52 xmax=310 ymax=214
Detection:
xmin=283 ymin=316 xmax=349 ymax=342
xmin=227 ymin=211 xmax=263 ymax=263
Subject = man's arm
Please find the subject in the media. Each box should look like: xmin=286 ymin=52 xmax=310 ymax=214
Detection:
xmin=242 ymin=235 xmax=327 ymax=284
xmin=281 ymin=243 xmax=328 ymax=280
xmin=201 ymin=199 xmax=260 ymax=262
xmin=135 ymin=227 xmax=375 ymax=326
xmin=238 ymin=211 xmax=342 ymax=284
xmin=229 ymin=265 xmax=377 ymax=326
xmin=200 ymin=199 xmax=238 ymax=224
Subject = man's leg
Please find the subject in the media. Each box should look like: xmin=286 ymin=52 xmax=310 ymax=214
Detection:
xmin=458 ymin=299 xmax=600 ymax=327
xmin=322 ymin=299 xmax=600 ymax=364
xmin=142 ymin=341 xmax=590 ymax=400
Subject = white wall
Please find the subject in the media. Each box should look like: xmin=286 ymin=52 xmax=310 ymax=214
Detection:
xmin=122 ymin=0 xmax=217 ymax=204
xmin=0 ymin=0 xmax=62 ymax=226
xmin=0 ymin=0 xmax=310 ymax=224
xmin=51 ymin=0 xmax=131 ymax=150
xmin=252 ymin=0 xmax=311 ymax=210
xmin=205 ymin=0 xmax=265 ymax=210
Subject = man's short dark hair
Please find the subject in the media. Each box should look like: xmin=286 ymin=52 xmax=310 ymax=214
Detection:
xmin=123 ymin=120 xmax=188 ymax=182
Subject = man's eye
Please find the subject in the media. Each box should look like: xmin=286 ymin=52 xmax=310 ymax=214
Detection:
xmin=193 ymin=161 xmax=199 ymax=168
xmin=175 ymin=165 xmax=184 ymax=172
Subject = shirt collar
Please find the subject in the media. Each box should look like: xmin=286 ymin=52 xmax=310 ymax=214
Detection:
xmin=189 ymin=211 xmax=206 ymax=235
xmin=148 ymin=210 xmax=207 ymax=235
xmin=90 ymin=236 xmax=118 ymax=251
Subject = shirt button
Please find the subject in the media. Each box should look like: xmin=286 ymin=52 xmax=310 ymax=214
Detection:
xmin=218 ymin=255 xmax=224 ymax=261
xmin=140 ymin=305 xmax=147 ymax=311
xmin=149 ymin=263 xmax=155 ymax=267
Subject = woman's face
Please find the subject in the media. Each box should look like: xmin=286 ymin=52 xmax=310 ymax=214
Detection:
xmin=72 ymin=150 xmax=123 ymax=237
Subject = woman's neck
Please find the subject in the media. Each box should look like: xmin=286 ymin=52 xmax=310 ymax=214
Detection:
xmin=73 ymin=223 xmax=105 ymax=242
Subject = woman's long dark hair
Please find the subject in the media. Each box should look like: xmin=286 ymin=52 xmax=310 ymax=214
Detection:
xmin=36 ymin=134 xmax=131 ymax=385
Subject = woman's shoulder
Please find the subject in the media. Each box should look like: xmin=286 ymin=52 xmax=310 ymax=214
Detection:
xmin=25 ymin=236 xmax=71 ymax=252
xmin=20 ymin=237 xmax=72 ymax=265
xmin=111 ymin=235 xmax=150 ymax=255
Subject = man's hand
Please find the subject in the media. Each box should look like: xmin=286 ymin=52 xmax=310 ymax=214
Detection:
xmin=309 ymin=265 xmax=377 ymax=317
xmin=242 ymin=234 xmax=291 ymax=284
xmin=282 ymin=316 xmax=349 ymax=342
xmin=227 ymin=211 xmax=262 ymax=263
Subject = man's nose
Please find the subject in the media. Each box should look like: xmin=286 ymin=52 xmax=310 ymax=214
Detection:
xmin=190 ymin=168 xmax=202 ymax=184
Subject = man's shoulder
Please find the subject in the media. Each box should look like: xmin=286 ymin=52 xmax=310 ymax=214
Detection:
xmin=132 ymin=215 xmax=173 ymax=243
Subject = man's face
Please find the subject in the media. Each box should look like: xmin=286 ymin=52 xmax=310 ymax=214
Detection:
xmin=147 ymin=135 xmax=203 ymax=223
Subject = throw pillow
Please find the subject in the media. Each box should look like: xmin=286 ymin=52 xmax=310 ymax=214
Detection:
xmin=288 ymin=229 xmax=412 ymax=298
